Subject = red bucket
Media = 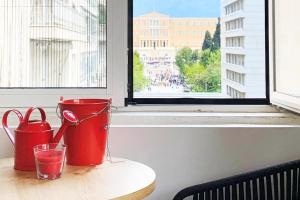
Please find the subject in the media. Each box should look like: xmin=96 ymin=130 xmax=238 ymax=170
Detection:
xmin=58 ymin=98 xmax=111 ymax=166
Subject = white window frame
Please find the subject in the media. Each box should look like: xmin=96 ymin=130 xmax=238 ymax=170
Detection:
xmin=0 ymin=0 xmax=128 ymax=108
xmin=269 ymin=0 xmax=300 ymax=113
xmin=1 ymin=0 xmax=299 ymax=113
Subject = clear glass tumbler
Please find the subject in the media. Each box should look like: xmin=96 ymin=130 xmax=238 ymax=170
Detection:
xmin=33 ymin=143 xmax=66 ymax=180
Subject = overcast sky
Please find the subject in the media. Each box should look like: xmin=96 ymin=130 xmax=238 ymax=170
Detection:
xmin=133 ymin=0 xmax=220 ymax=18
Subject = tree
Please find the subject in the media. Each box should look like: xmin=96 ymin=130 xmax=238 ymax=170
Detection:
xmin=175 ymin=47 xmax=221 ymax=93
xmin=200 ymin=49 xmax=212 ymax=67
xmin=184 ymin=63 xmax=207 ymax=92
xmin=202 ymin=31 xmax=213 ymax=51
xmin=175 ymin=47 xmax=194 ymax=74
xmin=203 ymin=50 xmax=221 ymax=92
xmin=212 ymin=18 xmax=221 ymax=51
xmin=133 ymin=51 xmax=149 ymax=92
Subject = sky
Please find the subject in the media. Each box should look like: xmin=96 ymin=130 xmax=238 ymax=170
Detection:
xmin=133 ymin=0 xmax=220 ymax=18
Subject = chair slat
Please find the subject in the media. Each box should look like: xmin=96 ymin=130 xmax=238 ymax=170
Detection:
xmin=193 ymin=194 xmax=199 ymax=200
xmin=296 ymin=168 xmax=300 ymax=200
xmin=287 ymin=169 xmax=292 ymax=200
xmin=297 ymin=168 xmax=300 ymax=200
xmin=207 ymin=190 xmax=211 ymax=200
xmin=225 ymin=186 xmax=230 ymax=200
xmin=212 ymin=189 xmax=217 ymax=200
xmin=238 ymin=183 xmax=245 ymax=200
xmin=273 ymin=173 xmax=279 ymax=200
xmin=219 ymin=187 xmax=224 ymax=200
xmin=259 ymin=177 xmax=265 ymax=200
xmin=199 ymin=192 xmax=204 ymax=200
xmin=266 ymin=175 xmax=272 ymax=200
xmin=280 ymin=172 xmax=285 ymax=200
xmin=253 ymin=179 xmax=258 ymax=200
xmin=232 ymin=184 xmax=237 ymax=200
xmin=245 ymin=180 xmax=251 ymax=200
xmin=292 ymin=168 xmax=297 ymax=200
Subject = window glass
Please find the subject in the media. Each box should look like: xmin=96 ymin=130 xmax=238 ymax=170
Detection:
xmin=132 ymin=0 xmax=266 ymax=99
xmin=0 ymin=0 xmax=106 ymax=88
xmin=275 ymin=0 xmax=300 ymax=98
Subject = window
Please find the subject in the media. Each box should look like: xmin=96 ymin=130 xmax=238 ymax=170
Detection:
xmin=226 ymin=70 xmax=245 ymax=85
xmin=225 ymin=18 xmax=244 ymax=31
xmin=128 ymin=0 xmax=268 ymax=104
xmin=225 ymin=0 xmax=244 ymax=15
xmin=0 ymin=0 xmax=127 ymax=107
xmin=226 ymin=37 xmax=244 ymax=48
xmin=226 ymin=54 xmax=245 ymax=66
xmin=1 ymin=0 xmax=106 ymax=88
xmin=270 ymin=0 xmax=300 ymax=113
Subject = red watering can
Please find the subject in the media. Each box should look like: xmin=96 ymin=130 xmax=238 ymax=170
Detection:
xmin=2 ymin=107 xmax=78 ymax=171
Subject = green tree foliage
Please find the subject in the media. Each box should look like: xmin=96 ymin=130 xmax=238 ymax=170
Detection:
xmin=175 ymin=47 xmax=221 ymax=93
xmin=184 ymin=63 xmax=207 ymax=92
xmin=202 ymin=31 xmax=213 ymax=51
xmin=175 ymin=47 xmax=196 ymax=73
xmin=133 ymin=51 xmax=149 ymax=92
xmin=212 ymin=18 xmax=221 ymax=51
xmin=201 ymin=50 xmax=221 ymax=92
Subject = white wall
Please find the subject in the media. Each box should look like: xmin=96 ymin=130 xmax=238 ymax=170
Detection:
xmin=1 ymin=126 xmax=300 ymax=200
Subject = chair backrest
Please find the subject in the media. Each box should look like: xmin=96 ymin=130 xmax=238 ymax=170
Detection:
xmin=173 ymin=159 xmax=300 ymax=200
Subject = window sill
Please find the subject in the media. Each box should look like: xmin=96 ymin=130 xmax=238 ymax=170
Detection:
xmin=111 ymin=107 xmax=300 ymax=127
xmin=1 ymin=105 xmax=299 ymax=127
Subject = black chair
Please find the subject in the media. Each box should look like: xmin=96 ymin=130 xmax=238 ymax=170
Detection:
xmin=173 ymin=159 xmax=300 ymax=200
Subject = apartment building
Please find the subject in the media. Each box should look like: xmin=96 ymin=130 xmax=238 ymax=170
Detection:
xmin=221 ymin=0 xmax=266 ymax=98
xmin=0 ymin=0 xmax=106 ymax=88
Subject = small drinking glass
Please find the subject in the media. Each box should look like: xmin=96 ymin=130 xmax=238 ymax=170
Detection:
xmin=33 ymin=143 xmax=66 ymax=180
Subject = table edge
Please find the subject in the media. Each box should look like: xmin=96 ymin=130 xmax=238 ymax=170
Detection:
xmin=112 ymin=180 xmax=156 ymax=200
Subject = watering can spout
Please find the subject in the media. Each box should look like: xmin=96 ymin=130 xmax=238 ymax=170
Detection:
xmin=52 ymin=110 xmax=79 ymax=144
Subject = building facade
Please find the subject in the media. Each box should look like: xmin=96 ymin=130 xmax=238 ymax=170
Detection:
xmin=221 ymin=0 xmax=266 ymax=98
xmin=0 ymin=0 xmax=106 ymax=88
xmin=134 ymin=12 xmax=218 ymax=50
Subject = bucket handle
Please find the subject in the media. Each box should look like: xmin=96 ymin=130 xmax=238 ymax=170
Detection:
xmin=56 ymin=99 xmax=112 ymax=125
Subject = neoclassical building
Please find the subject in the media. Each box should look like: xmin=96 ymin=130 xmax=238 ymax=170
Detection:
xmin=134 ymin=12 xmax=218 ymax=84
xmin=134 ymin=12 xmax=218 ymax=50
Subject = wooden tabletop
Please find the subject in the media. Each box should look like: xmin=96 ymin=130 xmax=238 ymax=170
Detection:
xmin=0 ymin=158 xmax=156 ymax=200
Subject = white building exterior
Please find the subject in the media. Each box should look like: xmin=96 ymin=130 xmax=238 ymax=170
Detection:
xmin=221 ymin=0 xmax=266 ymax=98
xmin=0 ymin=0 xmax=106 ymax=88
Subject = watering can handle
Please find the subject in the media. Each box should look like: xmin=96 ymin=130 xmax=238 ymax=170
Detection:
xmin=2 ymin=110 xmax=23 ymax=145
xmin=23 ymin=107 xmax=47 ymax=124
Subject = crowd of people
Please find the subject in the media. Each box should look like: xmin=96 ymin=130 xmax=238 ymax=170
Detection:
xmin=145 ymin=68 xmax=186 ymax=92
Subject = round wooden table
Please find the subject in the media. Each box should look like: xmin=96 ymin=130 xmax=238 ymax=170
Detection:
xmin=0 ymin=157 xmax=156 ymax=200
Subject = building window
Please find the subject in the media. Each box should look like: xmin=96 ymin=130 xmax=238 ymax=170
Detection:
xmin=226 ymin=54 xmax=245 ymax=66
xmin=226 ymin=70 xmax=245 ymax=85
xmin=128 ymin=0 xmax=268 ymax=104
xmin=227 ymin=86 xmax=245 ymax=98
xmin=225 ymin=0 xmax=244 ymax=15
xmin=225 ymin=18 xmax=244 ymax=31
xmin=226 ymin=36 xmax=244 ymax=48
